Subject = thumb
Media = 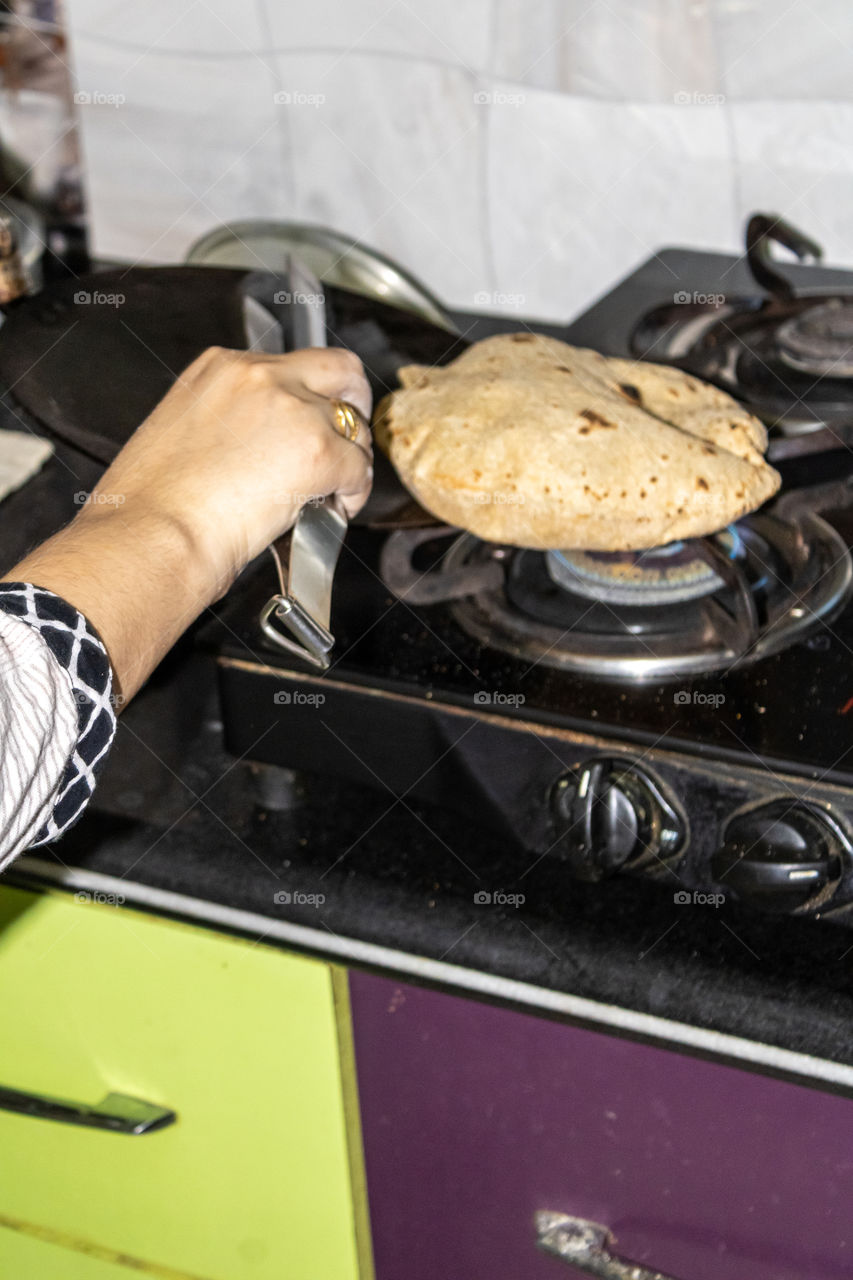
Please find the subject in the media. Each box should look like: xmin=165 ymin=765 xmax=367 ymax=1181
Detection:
xmin=323 ymin=434 xmax=373 ymax=521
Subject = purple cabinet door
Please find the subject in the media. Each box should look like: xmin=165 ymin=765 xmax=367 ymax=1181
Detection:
xmin=349 ymin=973 xmax=853 ymax=1280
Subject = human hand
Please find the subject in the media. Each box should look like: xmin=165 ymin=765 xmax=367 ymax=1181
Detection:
xmin=87 ymin=345 xmax=373 ymax=596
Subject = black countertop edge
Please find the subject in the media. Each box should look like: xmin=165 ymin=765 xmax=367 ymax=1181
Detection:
xmin=9 ymin=853 xmax=853 ymax=1100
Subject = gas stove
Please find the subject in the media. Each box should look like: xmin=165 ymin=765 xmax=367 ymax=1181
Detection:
xmin=379 ymin=509 xmax=850 ymax=681
xmin=213 ymin=218 xmax=853 ymax=930
xmin=1 ymin=224 xmax=848 ymax=927
xmin=592 ymin=213 xmax=853 ymax=439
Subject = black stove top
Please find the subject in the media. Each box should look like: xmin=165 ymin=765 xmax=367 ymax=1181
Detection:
xmin=212 ymin=230 xmax=853 ymax=925
xmin=569 ymin=214 xmax=853 ymax=437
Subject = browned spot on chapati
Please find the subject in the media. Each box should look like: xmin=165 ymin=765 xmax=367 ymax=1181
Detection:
xmin=697 ymin=477 xmax=709 ymax=490
xmin=618 ymin=383 xmax=641 ymax=404
xmin=702 ymin=444 xmax=716 ymax=455
xmin=650 ymin=476 xmax=658 ymax=483
xmin=510 ymin=333 xmax=534 ymax=342
xmin=579 ymin=408 xmax=616 ymax=428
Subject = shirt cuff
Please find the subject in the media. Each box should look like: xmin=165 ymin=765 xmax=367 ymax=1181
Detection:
xmin=0 ymin=583 xmax=117 ymax=846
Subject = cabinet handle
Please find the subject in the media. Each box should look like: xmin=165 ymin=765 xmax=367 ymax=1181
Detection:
xmin=0 ymin=1085 xmax=176 ymax=1135
xmin=536 ymin=1211 xmax=684 ymax=1280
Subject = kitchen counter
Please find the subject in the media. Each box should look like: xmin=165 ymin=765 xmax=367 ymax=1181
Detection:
xmin=2 ymin=336 xmax=853 ymax=1097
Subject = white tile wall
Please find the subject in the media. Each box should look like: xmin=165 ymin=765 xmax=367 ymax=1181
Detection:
xmin=64 ymin=0 xmax=853 ymax=323
xmin=487 ymin=89 xmax=735 ymax=321
xmin=263 ymin=0 xmax=491 ymax=70
xmin=275 ymin=50 xmax=489 ymax=305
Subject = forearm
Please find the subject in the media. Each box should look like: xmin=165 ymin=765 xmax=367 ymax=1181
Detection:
xmin=3 ymin=504 xmax=216 ymax=704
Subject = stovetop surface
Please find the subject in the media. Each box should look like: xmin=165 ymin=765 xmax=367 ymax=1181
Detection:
xmin=561 ymin=246 xmax=853 ymax=357
xmin=5 ymin=247 xmax=853 ymax=1074
xmin=219 ymin=246 xmax=853 ymax=785
xmin=219 ymin=519 xmax=853 ymax=785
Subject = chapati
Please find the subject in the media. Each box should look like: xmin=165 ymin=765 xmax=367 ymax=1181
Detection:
xmin=377 ymin=332 xmax=780 ymax=550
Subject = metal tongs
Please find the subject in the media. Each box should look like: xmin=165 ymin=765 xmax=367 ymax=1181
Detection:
xmin=260 ymin=494 xmax=348 ymax=670
xmin=251 ymin=259 xmax=353 ymax=670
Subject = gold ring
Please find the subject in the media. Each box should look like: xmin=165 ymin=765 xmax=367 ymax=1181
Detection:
xmin=330 ymin=398 xmax=365 ymax=443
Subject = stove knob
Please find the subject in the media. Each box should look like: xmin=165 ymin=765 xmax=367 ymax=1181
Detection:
xmin=712 ymin=801 xmax=850 ymax=914
xmin=553 ymin=758 xmax=685 ymax=883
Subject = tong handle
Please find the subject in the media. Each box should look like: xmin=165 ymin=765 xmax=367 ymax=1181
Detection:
xmin=259 ymin=592 xmax=334 ymax=670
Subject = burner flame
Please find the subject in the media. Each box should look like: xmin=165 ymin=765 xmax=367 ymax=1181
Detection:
xmin=545 ymin=533 xmax=737 ymax=606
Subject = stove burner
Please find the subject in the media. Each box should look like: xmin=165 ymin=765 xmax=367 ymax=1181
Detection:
xmin=777 ymin=299 xmax=853 ymax=377
xmin=437 ymin=512 xmax=851 ymax=680
xmin=545 ymin=537 xmax=730 ymax=606
xmin=629 ymin=214 xmax=853 ymax=434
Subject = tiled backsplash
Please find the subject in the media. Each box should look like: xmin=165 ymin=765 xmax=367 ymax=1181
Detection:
xmin=65 ymin=0 xmax=853 ymax=322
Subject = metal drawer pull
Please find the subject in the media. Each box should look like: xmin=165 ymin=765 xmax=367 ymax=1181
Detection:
xmin=536 ymin=1211 xmax=684 ymax=1280
xmin=0 ymin=1085 xmax=176 ymax=1135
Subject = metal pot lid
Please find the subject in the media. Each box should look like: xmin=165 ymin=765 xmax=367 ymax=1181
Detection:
xmin=185 ymin=220 xmax=458 ymax=335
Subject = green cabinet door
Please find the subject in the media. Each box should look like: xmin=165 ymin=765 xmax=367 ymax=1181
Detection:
xmin=0 ymin=886 xmax=370 ymax=1280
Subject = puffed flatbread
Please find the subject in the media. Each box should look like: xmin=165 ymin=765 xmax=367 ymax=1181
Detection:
xmin=377 ymin=333 xmax=780 ymax=550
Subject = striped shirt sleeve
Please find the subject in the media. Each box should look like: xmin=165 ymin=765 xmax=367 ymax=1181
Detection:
xmin=0 ymin=584 xmax=118 ymax=871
